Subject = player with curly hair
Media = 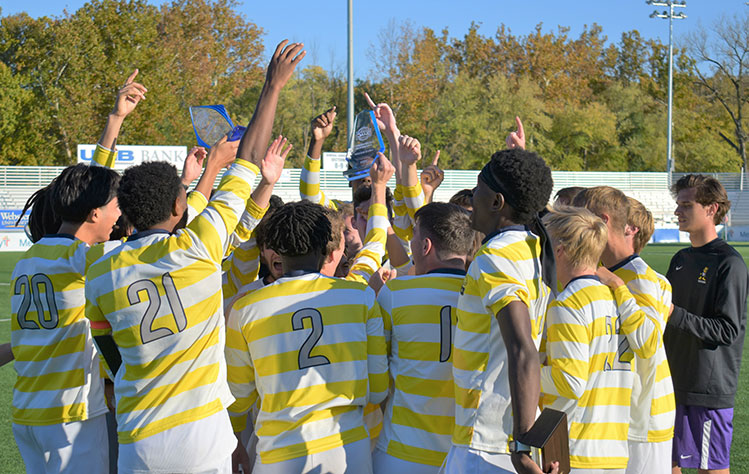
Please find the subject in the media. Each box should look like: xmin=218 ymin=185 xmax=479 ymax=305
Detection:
xmin=446 ymin=148 xmax=557 ymax=474
xmin=225 ymin=199 xmax=388 ymax=474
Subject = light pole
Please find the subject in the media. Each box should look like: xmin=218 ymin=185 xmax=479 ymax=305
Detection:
xmin=347 ymin=0 xmax=354 ymax=148
xmin=647 ymin=0 xmax=686 ymax=185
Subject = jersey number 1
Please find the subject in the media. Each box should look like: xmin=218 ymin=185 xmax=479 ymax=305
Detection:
xmin=128 ymin=273 xmax=187 ymax=344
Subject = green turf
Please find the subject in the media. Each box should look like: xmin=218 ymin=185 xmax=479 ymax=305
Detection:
xmin=0 ymin=245 xmax=748 ymax=472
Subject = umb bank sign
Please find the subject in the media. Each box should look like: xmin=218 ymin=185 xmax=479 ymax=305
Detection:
xmin=77 ymin=145 xmax=187 ymax=171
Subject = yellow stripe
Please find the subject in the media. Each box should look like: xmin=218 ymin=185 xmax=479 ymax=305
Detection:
xmin=121 ymin=327 xmax=220 ymax=381
xmin=456 ymin=309 xmax=491 ymax=335
xmin=253 ymin=342 xmax=365 ymax=377
xmin=259 ymin=425 xmax=367 ymax=464
xmin=569 ymin=421 xmax=629 ymax=440
xmin=396 ymin=374 xmax=453 ymax=398
xmin=13 ymin=403 xmax=87 ymax=425
xmin=452 ymin=347 xmax=487 ymax=372
xmin=453 ymin=384 xmax=481 ymax=410
xmin=392 ymin=405 xmax=453 ymax=436
xmin=569 ymin=455 xmax=628 ymax=469
xmin=580 ymin=386 xmax=632 ymax=407
xmin=12 ymin=333 xmax=87 ymax=362
xmin=387 ymin=440 xmax=446 ymax=466
xmin=263 ymin=379 xmax=367 ymax=413
xmin=111 ymin=289 xmax=221 ymax=349
xmin=651 ymin=393 xmax=676 ymax=415
xmin=15 ymin=369 xmax=84 ymax=392
xmin=257 ymin=406 xmax=358 ymax=437
xmin=647 ymin=427 xmax=675 ymax=442
xmin=398 ymin=341 xmax=448 ymax=361
xmin=117 ymin=363 xmax=220 ymax=414
xmin=452 ymin=422 xmax=474 ymax=446
xmin=243 ymin=305 xmax=368 ymax=344
xmin=388 ymin=277 xmax=463 ymax=293
xmin=118 ymin=399 xmax=224 ymax=444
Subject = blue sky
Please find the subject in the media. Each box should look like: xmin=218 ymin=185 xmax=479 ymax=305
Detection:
xmin=2 ymin=1 xmax=747 ymax=78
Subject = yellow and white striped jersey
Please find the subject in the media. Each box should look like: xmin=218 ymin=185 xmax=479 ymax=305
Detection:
xmin=85 ymin=160 xmax=258 ymax=444
xmin=9 ymin=144 xmax=117 ymax=426
xmin=392 ymin=183 xmax=424 ymax=242
xmin=541 ymin=275 xmax=635 ymax=470
xmin=452 ymin=226 xmax=552 ymax=453
xmin=299 ymin=156 xmax=343 ymax=210
xmin=347 ymin=202 xmax=389 ymax=284
xmin=376 ymin=270 xmax=464 ymax=467
xmin=610 ymin=255 xmax=675 ymax=443
xmin=225 ymin=272 xmax=389 ymax=464
xmin=10 ymin=237 xmax=118 ymax=425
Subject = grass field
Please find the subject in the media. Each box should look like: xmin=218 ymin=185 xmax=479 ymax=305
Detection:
xmin=0 ymin=245 xmax=748 ymax=472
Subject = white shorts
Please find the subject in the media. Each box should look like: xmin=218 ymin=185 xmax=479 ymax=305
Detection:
xmin=118 ymin=409 xmax=235 ymax=473
xmin=441 ymin=445 xmax=515 ymax=474
xmin=625 ymin=439 xmax=671 ymax=474
xmin=373 ymin=448 xmax=441 ymax=474
xmin=13 ymin=413 xmax=108 ymax=474
xmin=252 ymin=437 xmax=373 ymax=474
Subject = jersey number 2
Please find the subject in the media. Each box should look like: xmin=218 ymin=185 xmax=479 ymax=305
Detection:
xmin=128 ymin=273 xmax=187 ymax=344
xmin=292 ymin=308 xmax=331 ymax=370
xmin=604 ymin=315 xmax=633 ymax=372
xmin=14 ymin=274 xmax=59 ymax=329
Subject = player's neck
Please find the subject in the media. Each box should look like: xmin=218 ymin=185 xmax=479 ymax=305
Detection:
xmin=281 ymin=253 xmax=324 ymax=275
xmin=600 ymin=239 xmax=633 ymax=268
xmin=558 ymin=265 xmax=596 ymax=288
xmin=419 ymin=256 xmax=467 ymax=275
xmin=689 ymin=225 xmax=718 ymax=248
xmin=58 ymin=221 xmax=97 ymax=246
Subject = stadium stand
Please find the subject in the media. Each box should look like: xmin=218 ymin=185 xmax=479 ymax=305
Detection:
xmin=2 ymin=166 xmax=749 ymax=226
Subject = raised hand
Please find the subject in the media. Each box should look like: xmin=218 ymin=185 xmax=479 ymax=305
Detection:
xmin=370 ymin=152 xmax=396 ymax=187
xmin=364 ymin=92 xmax=398 ymax=137
xmin=181 ymin=147 xmax=207 ymax=186
xmin=506 ymin=116 xmax=526 ymax=150
xmin=311 ymin=106 xmax=337 ymax=142
xmin=266 ymin=40 xmax=306 ymax=90
xmin=112 ymin=69 xmax=147 ymax=118
xmin=207 ymin=135 xmax=239 ymax=171
xmin=261 ymin=135 xmax=292 ymax=184
xmin=420 ymin=150 xmax=444 ymax=201
xmin=397 ymin=135 xmax=422 ymax=166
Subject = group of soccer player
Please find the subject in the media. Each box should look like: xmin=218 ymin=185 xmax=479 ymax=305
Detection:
xmin=8 ymin=39 xmax=748 ymax=474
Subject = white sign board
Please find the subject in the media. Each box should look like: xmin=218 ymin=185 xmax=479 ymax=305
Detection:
xmin=77 ymin=145 xmax=188 ymax=171
xmin=322 ymin=152 xmax=348 ymax=172
xmin=0 ymin=232 xmax=33 ymax=252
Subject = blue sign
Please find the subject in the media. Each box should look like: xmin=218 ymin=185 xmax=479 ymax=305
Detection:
xmin=0 ymin=209 xmax=27 ymax=231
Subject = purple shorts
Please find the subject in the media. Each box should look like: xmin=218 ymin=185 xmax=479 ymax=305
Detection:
xmin=672 ymin=404 xmax=733 ymax=470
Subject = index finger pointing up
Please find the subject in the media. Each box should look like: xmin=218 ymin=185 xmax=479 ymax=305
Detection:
xmin=432 ymin=150 xmax=441 ymax=167
xmin=515 ymin=116 xmax=525 ymax=139
xmin=364 ymin=93 xmax=376 ymax=110
xmin=125 ymin=69 xmax=139 ymax=85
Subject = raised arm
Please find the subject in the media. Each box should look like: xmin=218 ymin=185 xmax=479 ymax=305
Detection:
xmin=94 ymin=69 xmax=147 ymax=167
xmin=506 ymin=116 xmax=526 ymax=150
xmin=237 ymin=40 xmax=305 ymax=167
xmin=347 ymin=153 xmax=394 ymax=283
xmin=420 ymin=150 xmax=444 ymax=204
xmin=300 ymin=107 xmax=337 ymax=207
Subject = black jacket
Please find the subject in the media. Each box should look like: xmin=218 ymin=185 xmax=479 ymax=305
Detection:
xmin=664 ymin=238 xmax=748 ymax=408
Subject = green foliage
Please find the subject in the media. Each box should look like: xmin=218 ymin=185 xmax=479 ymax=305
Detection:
xmin=0 ymin=3 xmax=746 ymax=172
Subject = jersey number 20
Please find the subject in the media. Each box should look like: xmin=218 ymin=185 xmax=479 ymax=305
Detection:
xmin=14 ymin=274 xmax=59 ymax=329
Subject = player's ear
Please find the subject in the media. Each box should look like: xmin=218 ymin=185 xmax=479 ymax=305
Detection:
xmin=423 ymin=236 xmax=433 ymax=256
xmin=491 ymin=192 xmax=503 ymax=212
xmin=87 ymin=207 xmax=100 ymax=224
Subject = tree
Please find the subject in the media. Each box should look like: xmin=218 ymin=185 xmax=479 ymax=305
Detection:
xmin=690 ymin=12 xmax=749 ymax=173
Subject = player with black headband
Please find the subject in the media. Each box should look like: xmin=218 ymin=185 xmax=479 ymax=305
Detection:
xmin=446 ymin=149 xmax=557 ymax=474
